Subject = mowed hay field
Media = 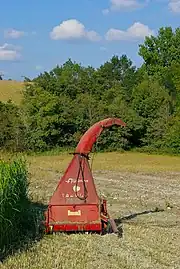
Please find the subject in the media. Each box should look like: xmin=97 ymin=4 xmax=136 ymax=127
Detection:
xmin=1 ymin=152 xmax=180 ymax=269
xmin=0 ymin=80 xmax=24 ymax=104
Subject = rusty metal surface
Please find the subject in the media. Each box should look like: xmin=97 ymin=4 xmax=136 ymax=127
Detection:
xmin=109 ymin=218 xmax=118 ymax=233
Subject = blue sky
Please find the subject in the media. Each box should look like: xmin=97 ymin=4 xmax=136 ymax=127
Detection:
xmin=0 ymin=0 xmax=179 ymax=80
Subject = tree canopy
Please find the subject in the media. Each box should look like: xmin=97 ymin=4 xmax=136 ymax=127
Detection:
xmin=0 ymin=26 xmax=180 ymax=154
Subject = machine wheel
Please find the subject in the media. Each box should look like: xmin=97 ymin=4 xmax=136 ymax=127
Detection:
xmin=101 ymin=220 xmax=113 ymax=234
xmin=106 ymin=220 xmax=114 ymax=233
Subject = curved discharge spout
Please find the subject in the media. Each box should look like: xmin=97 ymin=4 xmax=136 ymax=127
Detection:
xmin=75 ymin=118 xmax=126 ymax=155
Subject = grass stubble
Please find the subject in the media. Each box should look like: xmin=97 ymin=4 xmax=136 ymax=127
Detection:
xmin=0 ymin=152 xmax=180 ymax=269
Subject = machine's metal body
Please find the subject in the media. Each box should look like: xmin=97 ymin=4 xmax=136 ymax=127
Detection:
xmin=44 ymin=118 xmax=126 ymax=234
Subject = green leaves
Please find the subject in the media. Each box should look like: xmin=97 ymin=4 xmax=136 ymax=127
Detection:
xmin=0 ymin=158 xmax=29 ymax=256
xmin=139 ymin=27 xmax=180 ymax=76
xmin=162 ymin=116 xmax=180 ymax=153
xmin=20 ymin=51 xmax=180 ymax=154
xmin=0 ymin=101 xmax=26 ymax=152
xmin=131 ymin=78 xmax=171 ymax=146
xmin=132 ymin=79 xmax=170 ymax=119
xmin=1 ymin=28 xmax=180 ymax=155
xmin=22 ymin=85 xmax=76 ymax=151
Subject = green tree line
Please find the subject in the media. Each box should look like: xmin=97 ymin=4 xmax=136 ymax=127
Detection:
xmin=0 ymin=26 xmax=180 ymax=154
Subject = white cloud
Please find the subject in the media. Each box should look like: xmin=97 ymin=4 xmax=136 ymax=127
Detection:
xmin=105 ymin=22 xmax=154 ymax=41
xmin=0 ymin=43 xmax=21 ymax=61
xmin=50 ymin=19 xmax=101 ymax=41
xmin=35 ymin=65 xmax=43 ymax=70
xmin=0 ymin=70 xmax=5 ymax=75
xmin=111 ymin=0 xmax=141 ymax=10
xmin=168 ymin=0 xmax=180 ymax=13
xmin=100 ymin=46 xmax=108 ymax=51
xmin=102 ymin=8 xmax=110 ymax=15
xmin=31 ymin=31 xmax=37 ymax=35
xmin=4 ymin=28 xmax=25 ymax=39
xmin=103 ymin=0 xmax=149 ymax=13
xmin=86 ymin=30 xmax=101 ymax=41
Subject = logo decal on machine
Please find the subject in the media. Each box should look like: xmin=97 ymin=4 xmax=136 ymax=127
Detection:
xmin=73 ymin=185 xmax=80 ymax=192
xmin=66 ymin=178 xmax=88 ymax=183
xmin=68 ymin=210 xmax=81 ymax=216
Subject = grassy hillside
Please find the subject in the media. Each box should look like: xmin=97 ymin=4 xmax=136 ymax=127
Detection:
xmin=0 ymin=80 xmax=24 ymax=104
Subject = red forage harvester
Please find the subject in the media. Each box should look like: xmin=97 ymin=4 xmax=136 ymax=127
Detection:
xmin=44 ymin=117 xmax=126 ymax=234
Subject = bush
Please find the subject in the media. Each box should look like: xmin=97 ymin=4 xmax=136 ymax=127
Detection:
xmin=0 ymin=158 xmax=30 ymax=259
xmin=0 ymin=101 xmax=26 ymax=152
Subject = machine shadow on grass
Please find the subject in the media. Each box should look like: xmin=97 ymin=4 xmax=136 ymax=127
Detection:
xmin=0 ymin=201 xmax=47 ymax=263
xmin=61 ymin=208 xmax=165 ymax=238
xmin=114 ymin=208 xmax=165 ymax=237
xmin=1 ymin=205 xmax=165 ymax=262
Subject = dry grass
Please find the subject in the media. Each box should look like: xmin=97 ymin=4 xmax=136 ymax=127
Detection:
xmin=1 ymin=152 xmax=180 ymax=269
xmin=0 ymin=80 xmax=24 ymax=104
xmin=27 ymin=151 xmax=180 ymax=174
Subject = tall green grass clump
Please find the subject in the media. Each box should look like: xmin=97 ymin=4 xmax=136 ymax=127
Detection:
xmin=0 ymin=158 xmax=30 ymax=259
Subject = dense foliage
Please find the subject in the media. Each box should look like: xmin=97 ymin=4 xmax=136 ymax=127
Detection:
xmin=0 ymin=158 xmax=30 ymax=258
xmin=0 ymin=101 xmax=26 ymax=152
xmin=0 ymin=26 xmax=180 ymax=154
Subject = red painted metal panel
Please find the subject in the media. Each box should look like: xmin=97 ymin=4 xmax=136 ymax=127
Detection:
xmin=45 ymin=118 xmax=126 ymax=233
xmin=48 ymin=204 xmax=100 ymax=225
xmin=49 ymin=223 xmax=102 ymax=232
xmin=75 ymin=118 xmax=126 ymax=155
xmin=48 ymin=154 xmax=99 ymax=206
